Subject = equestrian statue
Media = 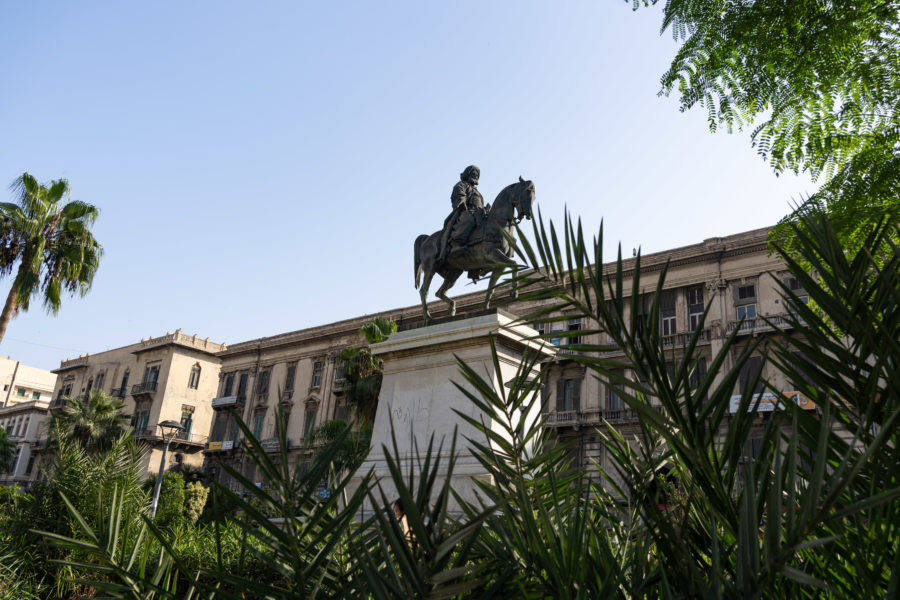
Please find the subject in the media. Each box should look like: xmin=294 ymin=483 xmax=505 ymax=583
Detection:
xmin=414 ymin=166 xmax=535 ymax=321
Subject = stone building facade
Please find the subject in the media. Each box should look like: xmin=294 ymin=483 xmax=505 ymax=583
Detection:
xmin=517 ymin=226 xmax=814 ymax=487
xmin=37 ymin=330 xmax=225 ymax=480
xmin=32 ymin=225 xmax=811 ymax=492
xmin=0 ymin=357 xmax=56 ymax=489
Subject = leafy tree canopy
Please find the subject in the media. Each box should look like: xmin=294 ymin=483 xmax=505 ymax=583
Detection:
xmin=634 ymin=0 xmax=899 ymax=247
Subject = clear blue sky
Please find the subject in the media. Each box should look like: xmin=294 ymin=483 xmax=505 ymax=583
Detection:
xmin=1 ymin=1 xmax=815 ymax=369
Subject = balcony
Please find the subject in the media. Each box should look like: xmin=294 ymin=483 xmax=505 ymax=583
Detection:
xmin=111 ymin=388 xmax=127 ymax=398
xmin=661 ymin=328 xmax=711 ymax=348
xmin=726 ymin=313 xmax=793 ymax=335
xmin=135 ymin=427 xmax=208 ymax=447
xmin=544 ymin=410 xmax=581 ymax=427
xmin=544 ymin=406 xmax=660 ymax=428
xmin=131 ymin=380 xmax=158 ymax=398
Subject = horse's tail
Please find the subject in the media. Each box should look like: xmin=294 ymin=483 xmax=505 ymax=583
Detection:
xmin=414 ymin=234 xmax=428 ymax=289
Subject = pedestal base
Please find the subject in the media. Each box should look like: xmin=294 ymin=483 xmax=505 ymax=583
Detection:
xmin=347 ymin=310 xmax=553 ymax=514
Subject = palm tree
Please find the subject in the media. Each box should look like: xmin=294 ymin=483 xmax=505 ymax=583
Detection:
xmin=0 ymin=172 xmax=103 ymax=343
xmin=340 ymin=317 xmax=397 ymax=422
xmin=52 ymin=391 xmax=130 ymax=451
xmin=0 ymin=427 xmax=16 ymax=472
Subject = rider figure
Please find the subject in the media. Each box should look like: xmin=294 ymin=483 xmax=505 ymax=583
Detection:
xmin=438 ymin=165 xmax=484 ymax=262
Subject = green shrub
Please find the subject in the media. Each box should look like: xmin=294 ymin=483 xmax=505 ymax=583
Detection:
xmin=155 ymin=471 xmax=186 ymax=528
xmin=184 ymin=481 xmax=209 ymax=524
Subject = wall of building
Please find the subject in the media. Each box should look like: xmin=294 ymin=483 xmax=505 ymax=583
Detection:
xmin=1 ymin=357 xmax=57 ymax=407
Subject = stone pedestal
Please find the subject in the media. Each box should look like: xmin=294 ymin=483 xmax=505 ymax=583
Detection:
xmin=348 ymin=310 xmax=554 ymax=513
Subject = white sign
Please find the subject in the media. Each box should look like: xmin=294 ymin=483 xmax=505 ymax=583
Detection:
xmin=211 ymin=396 xmax=238 ymax=408
xmin=729 ymin=392 xmax=780 ymax=413
xmin=729 ymin=391 xmax=817 ymax=413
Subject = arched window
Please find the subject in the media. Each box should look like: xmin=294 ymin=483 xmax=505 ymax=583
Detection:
xmin=188 ymin=364 xmax=201 ymax=389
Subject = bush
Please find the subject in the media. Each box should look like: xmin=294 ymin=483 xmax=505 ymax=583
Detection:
xmin=184 ymin=481 xmax=209 ymax=524
xmin=154 ymin=471 xmax=186 ymax=529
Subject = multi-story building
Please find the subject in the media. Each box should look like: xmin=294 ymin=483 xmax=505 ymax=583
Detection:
xmin=30 ymin=226 xmax=811 ymax=493
xmin=0 ymin=357 xmax=56 ymax=489
xmin=523 ymin=226 xmax=814 ymax=486
xmin=205 ymin=309 xmax=422 ymax=490
xmin=1 ymin=356 xmax=57 ymax=407
xmin=0 ymin=400 xmax=50 ymax=489
xmin=35 ymin=330 xmax=225 ymax=480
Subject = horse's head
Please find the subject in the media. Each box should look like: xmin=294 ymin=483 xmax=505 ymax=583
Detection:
xmin=515 ymin=176 xmax=535 ymax=222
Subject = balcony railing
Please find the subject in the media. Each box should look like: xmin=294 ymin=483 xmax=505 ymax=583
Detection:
xmin=544 ymin=406 xmax=661 ymax=427
xmin=726 ymin=313 xmax=793 ymax=335
xmin=111 ymin=388 xmax=127 ymax=398
xmin=661 ymin=328 xmax=711 ymax=347
xmin=135 ymin=427 xmax=207 ymax=446
xmin=131 ymin=380 xmax=158 ymax=395
xmin=544 ymin=410 xmax=581 ymax=427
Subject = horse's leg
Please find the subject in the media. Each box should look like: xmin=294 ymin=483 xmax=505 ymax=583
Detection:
xmin=484 ymin=268 xmax=502 ymax=310
xmin=435 ymin=268 xmax=462 ymax=317
xmin=420 ymin=261 xmax=436 ymax=322
xmin=510 ymin=265 xmax=519 ymax=300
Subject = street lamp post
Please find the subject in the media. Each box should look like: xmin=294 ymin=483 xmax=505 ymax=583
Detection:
xmin=149 ymin=419 xmax=185 ymax=520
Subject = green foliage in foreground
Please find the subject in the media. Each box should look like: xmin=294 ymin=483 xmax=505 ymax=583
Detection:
xmin=7 ymin=211 xmax=899 ymax=598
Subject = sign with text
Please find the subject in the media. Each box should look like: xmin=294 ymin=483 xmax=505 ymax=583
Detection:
xmin=729 ymin=391 xmax=817 ymax=413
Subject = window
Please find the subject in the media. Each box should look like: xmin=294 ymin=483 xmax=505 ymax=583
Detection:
xmin=736 ymin=284 xmax=756 ymax=302
xmin=25 ymin=454 xmax=35 ymax=476
xmin=31 ymin=391 xmax=40 ymax=400
xmin=743 ymin=430 xmax=764 ymax=462
xmin=134 ymin=409 xmax=150 ymax=433
xmin=333 ymin=360 xmax=347 ymax=383
xmin=739 ymin=356 xmax=764 ymax=395
xmin=85 ymin=377 xmax=93 ymax=396
xmin=736 ymin=304 xmax=757 ymax=320
xmin=788 ymin=295 xmax=809 ymax=314
xmin=188 ymin=364 xmax=201 ymax=389
xmin=303 ymin=406 xmax=318 ymax=438
xmin=660 ymin=291 xmax=676 ymax=337
xmin=15 ymin=388 xmax=25 ymax=397
xmin=285 ymin=364 xmax=296 ymax=391
xmin=256 ymin=370 xmax=270 ymax=397
xmin=180 ymin=409 xmax=194 ymax=436
xmin=556 ymin=377 xmax=581 ymax=412
xmin=212 ymin=412 xmax=228 ymax=442
xmin=785 ymin=277 xmax=809 ymax=314
xmin=605 ymin=299 xmax=620 ymax=342
xmin=237 ymin=373 xmax=248 ymax=398
xmin=635 ymin=294 xmax=651 ymax=337
xmin=566 ymin=318 xmax=582 ymax=346
xmin=687 ymin=286 xmax=705 ymax=331
xmin=733 ymin=283 xmax=757 ymax=326
xmin=533 ymin=322 xmax=546 ymax=336
xmin=143 ymin=365 xmax=160 ymax=388
xmin=95 ymin=371 xmax=105 ymax=392
xmin=549 ymin=327 xmax=563 ymax=346
xmin=688 ymin=357 xmax=708 ymax=390
xmin=229 ymin=413 xmax=240 ymax=442
xmin=223 ymin=373 xmax=235 ymax=397
xmin=119 ymin=370 xmax=130 ymax=397
xmin=252 ymin=413 xmax=264 ymax=440
xmin=606 ymin=370 xmax=625 ymax=411
xmin=311 ymin=361 xmax=323 ymax=388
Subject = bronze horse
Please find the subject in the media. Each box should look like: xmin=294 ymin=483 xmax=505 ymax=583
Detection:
xmin=414 ymin=177 xmax=535 ymax=320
